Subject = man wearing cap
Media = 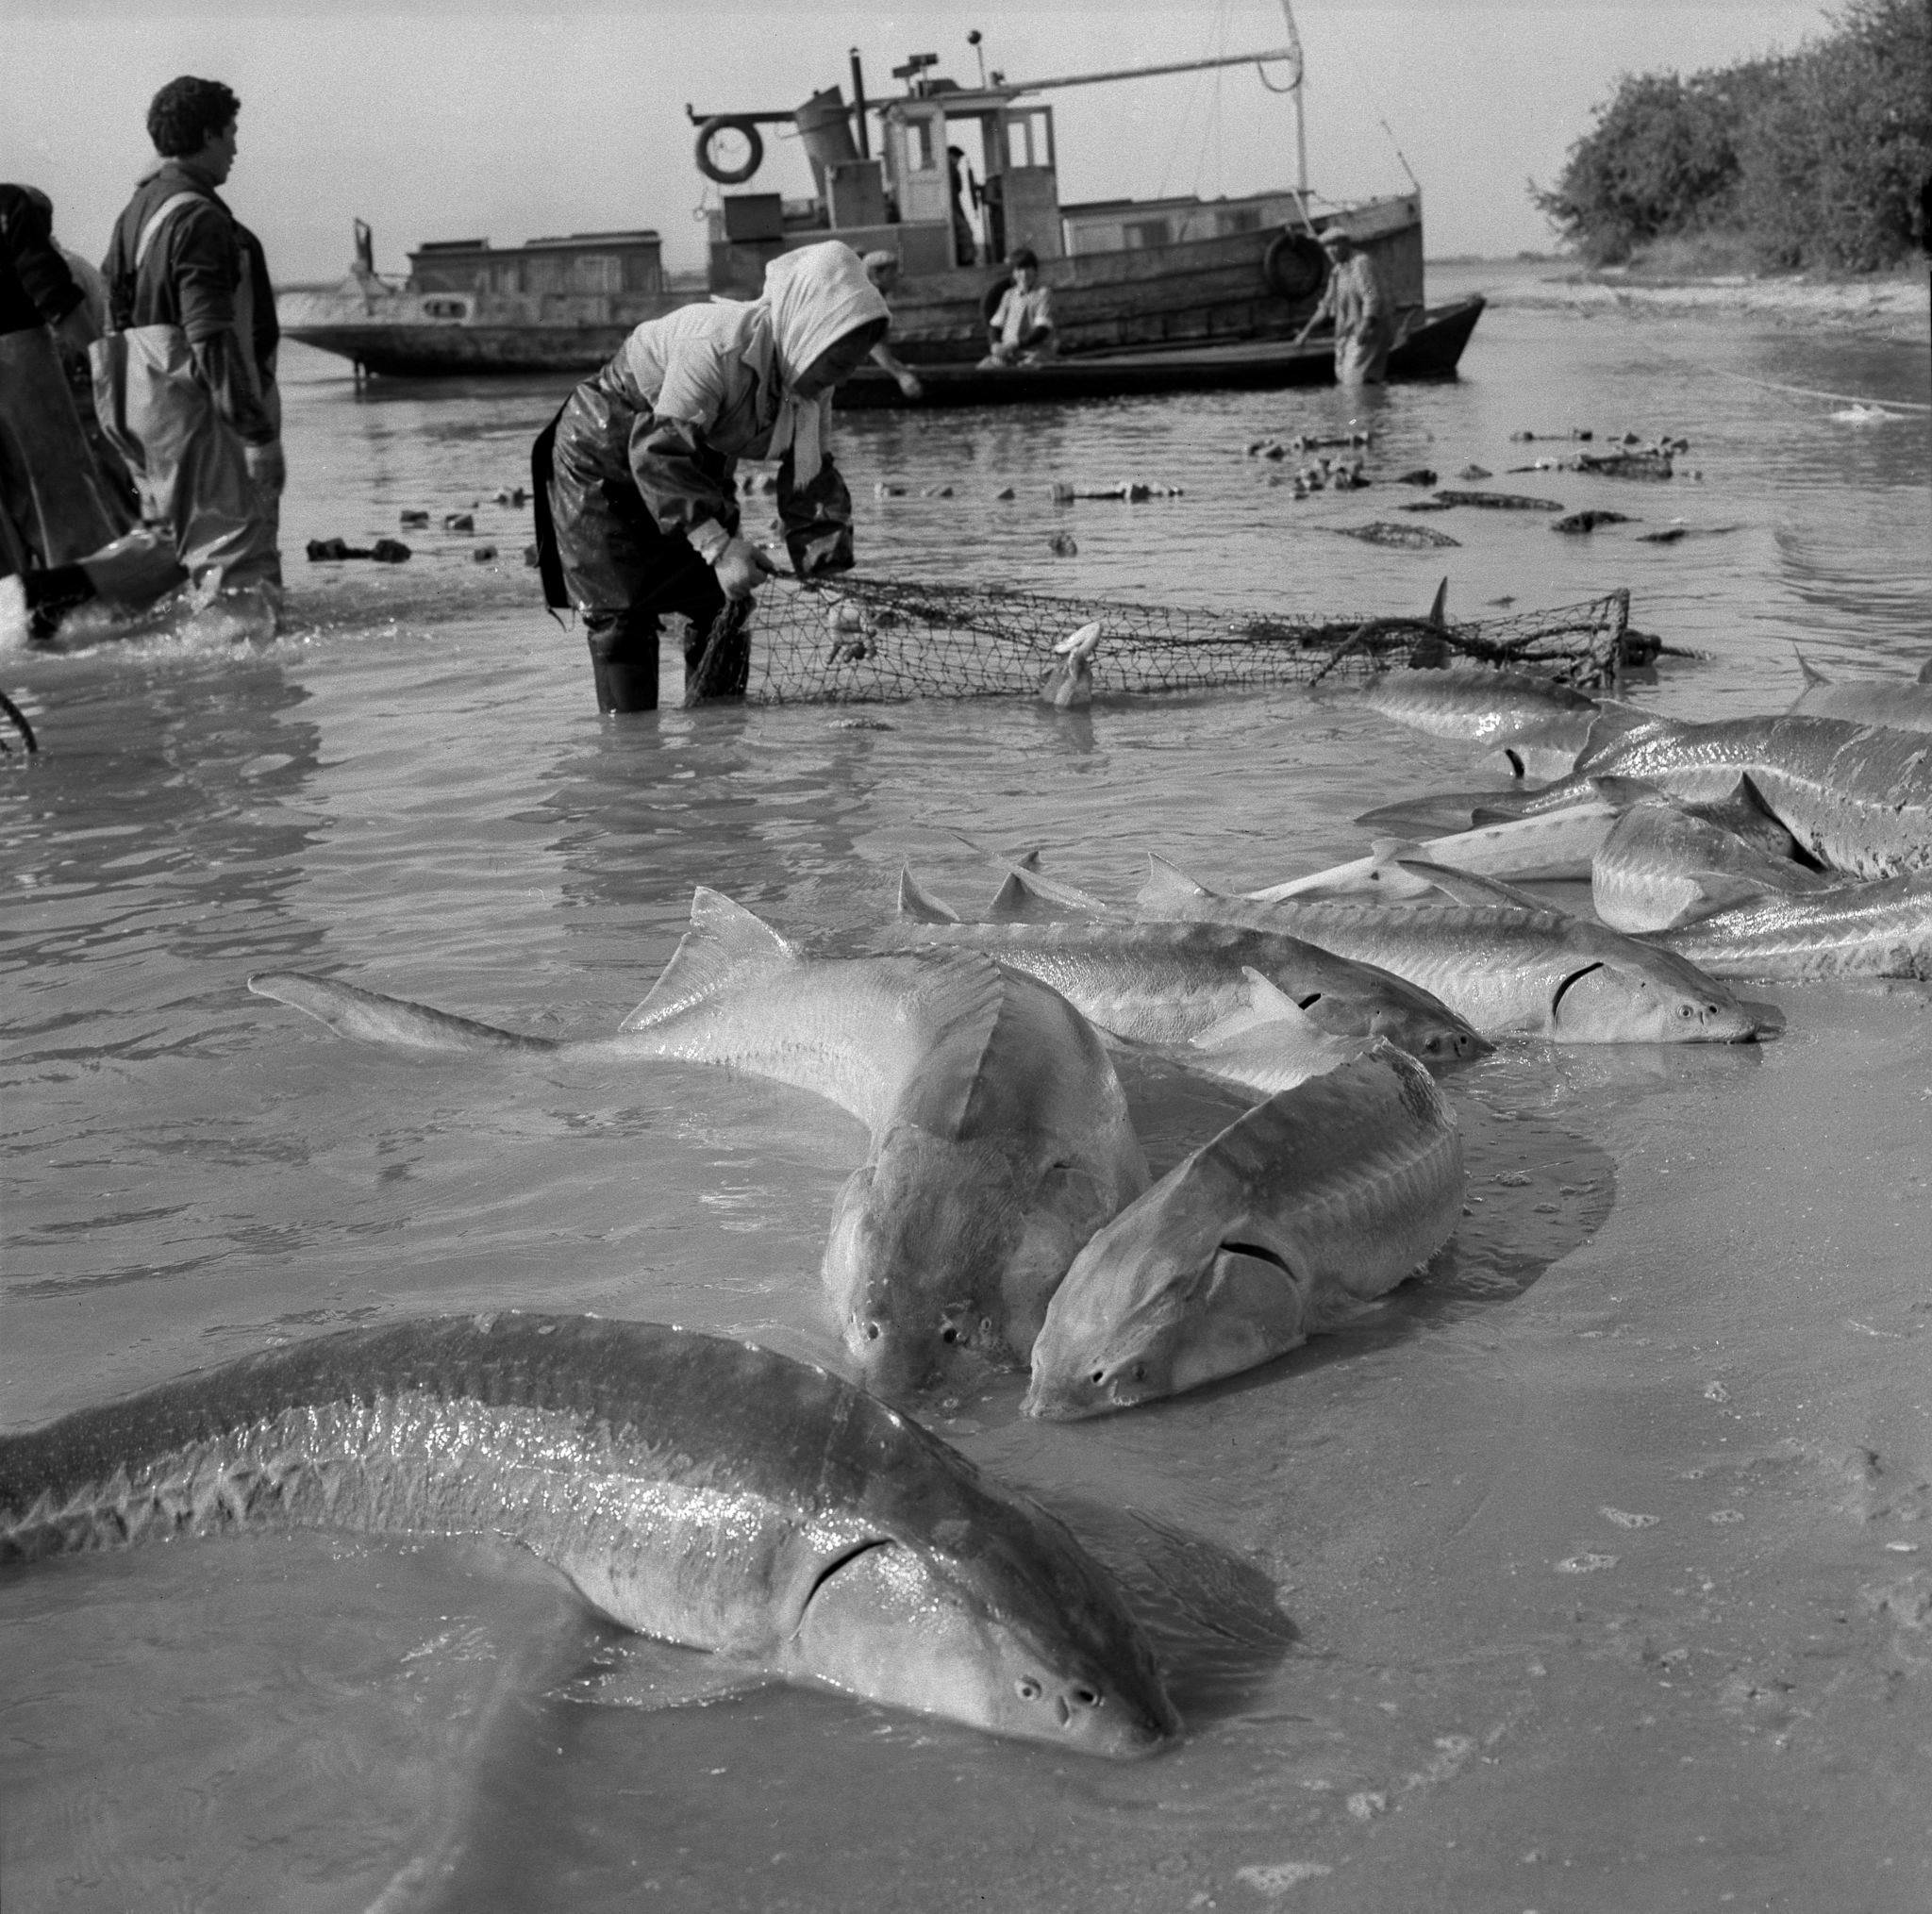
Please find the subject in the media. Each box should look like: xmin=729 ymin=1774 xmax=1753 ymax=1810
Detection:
xmin=1294 ymin=225 xmax=1392 ymax=386
xmin=859 ymin=252 xmax=924 ymax=401
xmin=981 ymin=248 xmax=1056 ymax=367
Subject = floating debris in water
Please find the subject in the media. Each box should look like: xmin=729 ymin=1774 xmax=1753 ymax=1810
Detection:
xmin=442 ymin=511 xmax=475 ymax=532
xmin=1393 ymin=467 xmax=1438 ymax=487
xmin=1598 ymin=1506 xmax=1659 ymax=1529
xmin=1048 ymin=533 xmax=1078 ymax=556
xmin=1637 ymin=524 xmax=1740 ymax=544
xmin=1432 ymin=490 xmax=1566 ymax=511
xmin=492 ymin=486 xmax=527 ymax=507
xmin=472 ymin=543 xmax=498 ymax=563
xmin=1510 ymin=427 xmax=1593 ymax=441
xmin=1553 ymin=509 xmax=1637 ymax=534
xmin=1576 ymin=448 xmax=1674 ymax=480
xmin=1398 ymin=499 xmax=1457 ymax=513
xmin=398 ymin=508 xmax=429 ymax=528
xmin=924 ymin=485 xmax=955 ymax=498
xmin=829 ymin=715 xmax=893 ymax=729
xmin=1457 ymin=463 xmax=1491 ymax=480
xmin=995 ymin=486 xmax=1016 ymax=501
xmin=306 ymin=537 xmax=411 ymax=563
xmin=1555 ymin=1553 xmax=1620 ymax=1573
xmin=1331 ymin=521 xmax=1461 ymax=548
xmin=874 ymin=481 xmax=908 ymax=498
xmin=1049 ymin=481 xmax=1185 ymax=503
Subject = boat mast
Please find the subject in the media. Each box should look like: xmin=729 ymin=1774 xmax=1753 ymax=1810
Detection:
xmin=1279 ymin=0 xmax=1307 ymax=197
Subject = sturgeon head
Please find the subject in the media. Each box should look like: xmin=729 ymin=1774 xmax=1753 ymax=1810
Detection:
xmin=822 ymin=957 xmax=1149 ymax=1399
xmin=1026 ymin=1050 xmax=1462 ymax=1419
xmin=1039 ymin=621 xmax=1102 ymax=709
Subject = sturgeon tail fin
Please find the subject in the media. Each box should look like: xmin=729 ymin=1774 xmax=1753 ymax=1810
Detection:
xmin=248 ymin=973 xmax=556 ymax=1052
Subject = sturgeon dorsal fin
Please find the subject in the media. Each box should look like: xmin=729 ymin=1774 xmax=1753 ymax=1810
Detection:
xmin=987 ymin=871 xmax=1035 ymax=922
xmin=1394 ymin=858 xmax=1556 ymax=915
xmin=1794 ymin=648 xmax=1830 ymax=689
xmin=1918 ymin=656 xmax=1932 ymax=685
xmin=1137 ymin=852 xmax=1213 ymax=913
xmin=1425 ymin=576 xmax=1448 ymax=627
xmin=951 ymin=829 xmax=1114 ymax=915
xmin=895 ymin=865 xmax=960 ymax=924
xmin=620 ymin=889 xmax=799 ymax=1031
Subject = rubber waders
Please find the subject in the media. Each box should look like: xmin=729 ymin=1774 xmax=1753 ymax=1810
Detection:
xmin=585 ymin=623 xmax=660 ymax=713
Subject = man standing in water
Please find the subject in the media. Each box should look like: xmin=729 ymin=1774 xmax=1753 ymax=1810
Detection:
xmin=1294 ymin=224 xmax=1392 ymax=386
xmin=98 ymin=76 xmax=282 ymax=608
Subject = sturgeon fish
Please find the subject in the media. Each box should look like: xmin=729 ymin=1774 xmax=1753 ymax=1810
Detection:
xmin=1593 ymin=798 xmax=1836 ymax=933
xmin=1646 ymin=872 xmax=1932 ymax=980
xmin=1248 ymin=801 xmax=1623 ymax=904
xmin=1788 ymin=654 xmax=1932 ymax=734
xmin=1024 ymin=1048 xmax=1463 ymax=1419
xmin=888 ymin=868 xmax=1490 ymax=1074
xmin=1040 ymin=622 xmax=1102 ymax=709
xmin=1568 ymin=711 xmax=1932 ymax=879
xmin=251 ymin=890 xmax=1149 ymax=1398
xmin=0 ymin=1314 xmax=1179 ymax=1756
xmin=1357 ymin=665 xmax=1599 ymax=753
xmin=1136 ymin=856 xmax=1767 ymax=1043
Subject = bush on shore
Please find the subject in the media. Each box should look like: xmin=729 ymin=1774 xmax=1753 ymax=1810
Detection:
xmin=1532 ymin=0 xmax=1931 ymax=273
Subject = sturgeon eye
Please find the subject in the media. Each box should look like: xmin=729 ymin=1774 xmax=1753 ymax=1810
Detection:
xmin=1677 ymin=1004 xmax=1694 ymax=1020
xmin=1016 ymin=1677 xmax=1041 ymax=1701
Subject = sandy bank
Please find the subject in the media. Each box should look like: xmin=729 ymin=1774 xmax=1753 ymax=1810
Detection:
xmin=1484 ymin=266 xmax=1930 ymax=342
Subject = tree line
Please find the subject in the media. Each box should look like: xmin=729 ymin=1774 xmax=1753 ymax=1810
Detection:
xmin=1532 ymin=0 xmax=1930 ymax=272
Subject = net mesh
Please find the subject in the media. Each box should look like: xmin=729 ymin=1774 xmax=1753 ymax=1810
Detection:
xmin=701 ymin=577 xmax=1631 ymax=707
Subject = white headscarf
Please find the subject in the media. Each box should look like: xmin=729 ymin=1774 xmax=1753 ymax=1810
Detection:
xmin=760 ymin=242 xmax=890 ymax=482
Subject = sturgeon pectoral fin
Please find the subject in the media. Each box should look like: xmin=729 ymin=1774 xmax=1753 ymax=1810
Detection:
xmin=1392 ymin=859 xmax=1555 ymax=915
xmin=621 ymin=889 xmax=800 ymax=1030
xmin=247 ymin=973 xmax=554 ymax=1052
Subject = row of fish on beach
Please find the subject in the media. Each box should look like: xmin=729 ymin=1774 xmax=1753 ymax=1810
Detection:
xmin=7 ymin=643 xmax=1930 ymax=1768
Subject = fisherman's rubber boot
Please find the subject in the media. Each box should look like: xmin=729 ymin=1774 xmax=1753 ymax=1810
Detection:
xmin=585 ymin=615 xmax=660 ymax=713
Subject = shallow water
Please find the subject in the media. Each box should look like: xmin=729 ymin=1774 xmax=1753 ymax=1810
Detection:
xmin=3 ymin=274 xmax=1929 ymax=1913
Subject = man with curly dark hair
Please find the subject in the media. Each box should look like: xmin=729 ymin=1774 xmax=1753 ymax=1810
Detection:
xmin=95 ymin=75 xmax=281 ymax=607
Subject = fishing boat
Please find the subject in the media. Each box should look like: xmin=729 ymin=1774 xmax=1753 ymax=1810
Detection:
xmin=277 ymin=6 xmax=1483 ymax=395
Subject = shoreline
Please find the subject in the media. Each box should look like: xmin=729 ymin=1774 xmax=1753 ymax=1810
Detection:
xmin=1471 ymin=261 xmax=1930 ymax=341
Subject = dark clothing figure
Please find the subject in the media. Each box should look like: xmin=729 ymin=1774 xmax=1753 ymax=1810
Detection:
xmin=96 ymin=158 xmax=280 ymax=592
xmin=533 ymin=242 xmax=889 ymax=713
xmin=0 ymin=184 xmax=130 ymax=581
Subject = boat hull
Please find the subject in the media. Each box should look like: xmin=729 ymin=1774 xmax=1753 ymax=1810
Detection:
xmin=833 ymin=297 xmax=1485 ymax=408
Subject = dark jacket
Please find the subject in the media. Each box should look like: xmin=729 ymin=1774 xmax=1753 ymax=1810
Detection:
xmin=0 ymin=183 xmax=85 ymax=337
xmin=102 ymin=161 xmax=275 ymax=442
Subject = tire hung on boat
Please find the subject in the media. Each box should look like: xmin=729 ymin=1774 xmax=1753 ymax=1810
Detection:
xmin=1263 ymin=231 xmax=1327 ymax=302
xmin=695 ymin=117 xmax=765 ymax=186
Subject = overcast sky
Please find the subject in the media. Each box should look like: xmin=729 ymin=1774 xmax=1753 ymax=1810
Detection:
xmin=5 ymin=1 xmax=1839 ymax=282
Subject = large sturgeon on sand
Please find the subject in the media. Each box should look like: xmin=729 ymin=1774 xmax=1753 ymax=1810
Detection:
xmin=1463 ymin=711 xmax=1932 ymax=879
xmin=1136 ymin=856 xmax=1769 ymax=1043
xmin=889 ymin=868 xmax=1490 ymax=1074
xmin=0 ymin=1314 xmax=1179 ymax=1756
xmin=251 ymin=890 xmax=1149 ymax=1399
xmin=1026 ymin=1048 xmax=1463 ymax=1419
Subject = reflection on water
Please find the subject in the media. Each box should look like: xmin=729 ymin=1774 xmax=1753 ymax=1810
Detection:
xmin=1 ymin=291 xmax=1927 ymax=1911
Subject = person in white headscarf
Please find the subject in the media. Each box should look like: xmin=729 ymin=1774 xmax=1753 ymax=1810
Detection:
xmin=533 ymin=241 xmax=890 ymax=712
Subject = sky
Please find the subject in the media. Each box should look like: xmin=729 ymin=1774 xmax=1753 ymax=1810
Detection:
xmin=4 ymin=1 xmax=1841 ymax=284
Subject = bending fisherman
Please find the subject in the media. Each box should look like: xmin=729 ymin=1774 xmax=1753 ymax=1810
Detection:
xmin=533 ymin=241 xmax=889 ymax=713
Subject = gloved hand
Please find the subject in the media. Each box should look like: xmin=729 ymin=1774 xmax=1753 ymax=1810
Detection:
xmin=245 ymin=439 xmax=287 ymax=497
xmin=894 ymin=369 xmax=924 ymax=401
xmin=711 ymin=535 xmax=782 ymax=600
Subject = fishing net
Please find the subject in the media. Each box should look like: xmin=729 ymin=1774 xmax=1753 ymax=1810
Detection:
xmin=691 ymin=576 xmax=1632 ymax=707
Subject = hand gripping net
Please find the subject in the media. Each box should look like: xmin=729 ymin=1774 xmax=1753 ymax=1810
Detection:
xmin=695 ymin=577 xmax=1632 ymax=707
